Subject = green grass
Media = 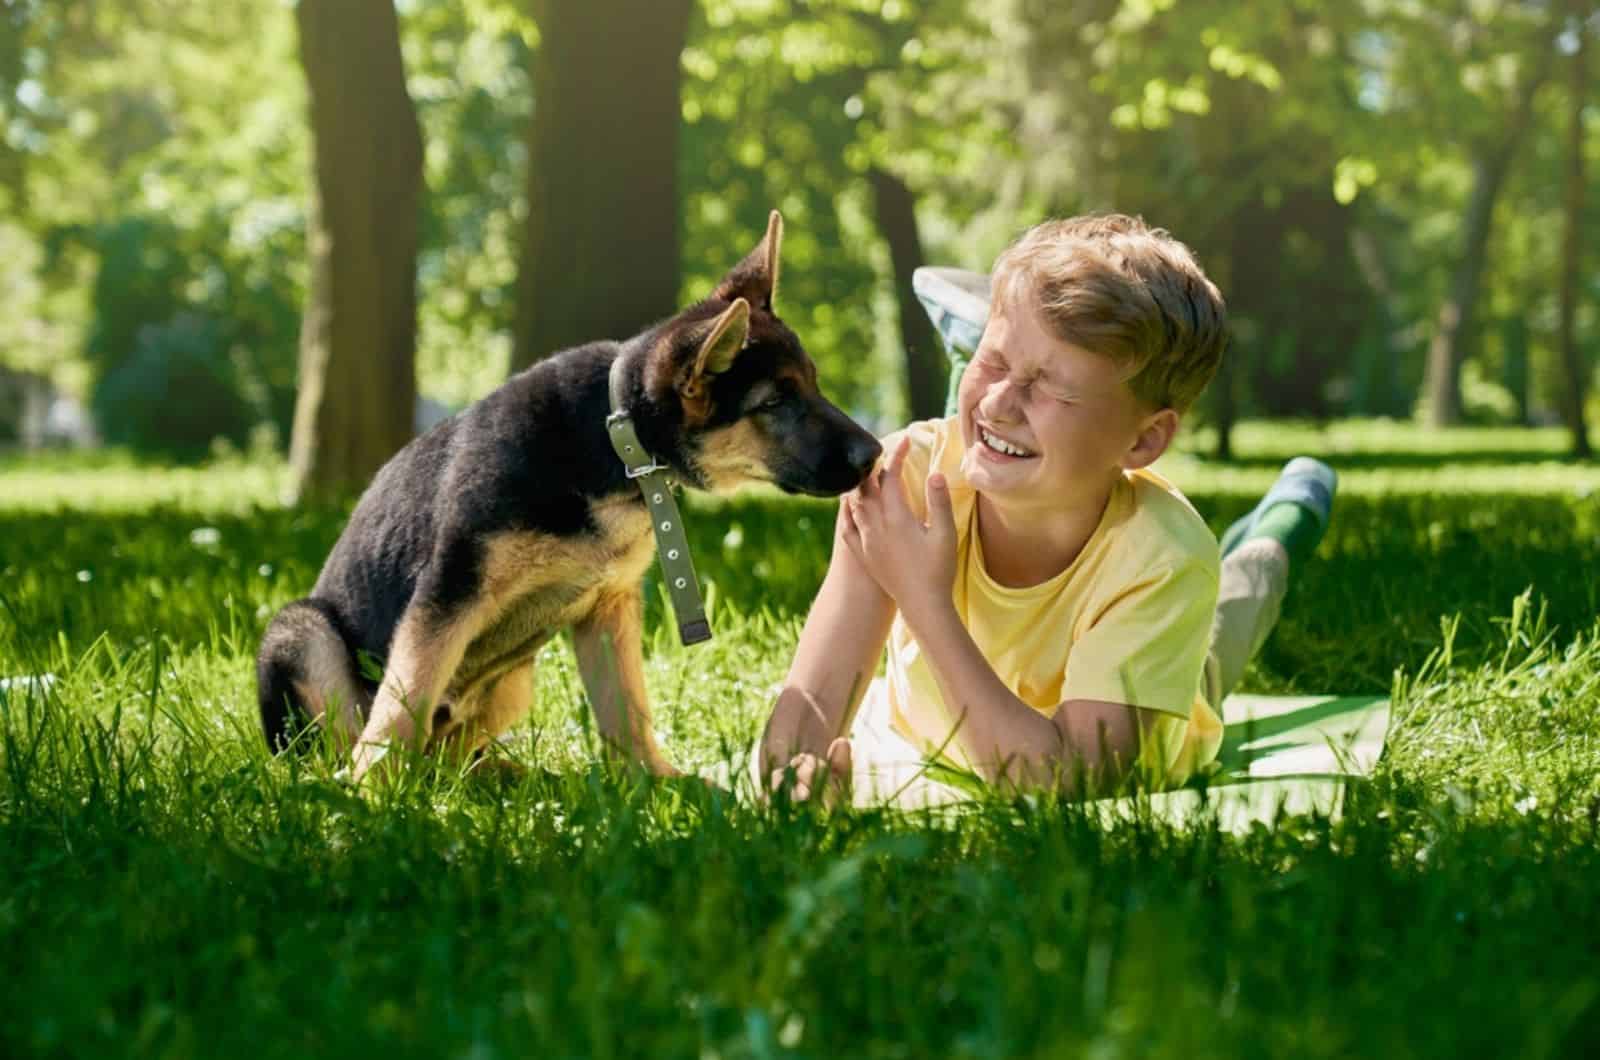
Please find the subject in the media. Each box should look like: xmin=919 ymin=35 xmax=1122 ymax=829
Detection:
xmin=3 ymin=420 xmax=1599 ymax=1058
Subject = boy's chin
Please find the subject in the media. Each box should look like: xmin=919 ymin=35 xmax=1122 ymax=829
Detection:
xmin=961 ymin=445 xmax=1038 ymax=491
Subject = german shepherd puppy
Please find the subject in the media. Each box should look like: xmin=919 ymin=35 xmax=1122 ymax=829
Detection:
xmin=257 ymin=212 xmax=880 ymax=781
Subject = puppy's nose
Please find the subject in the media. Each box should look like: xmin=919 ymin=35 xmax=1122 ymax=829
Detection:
xmin=846 ymin=434 xmax=882 ymax=480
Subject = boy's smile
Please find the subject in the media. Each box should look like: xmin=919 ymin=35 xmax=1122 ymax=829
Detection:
xmin=975 ymin=423 xmax=1037 ymax=460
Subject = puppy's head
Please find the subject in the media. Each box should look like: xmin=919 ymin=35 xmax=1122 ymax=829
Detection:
xmin=642 ymin=211 xmax=881 ymax=497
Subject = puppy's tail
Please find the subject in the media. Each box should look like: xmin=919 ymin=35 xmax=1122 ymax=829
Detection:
xmin=256 ymin=598 xmax=366 ymax=755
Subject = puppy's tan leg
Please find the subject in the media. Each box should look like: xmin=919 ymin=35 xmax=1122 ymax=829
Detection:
xmin=572 ymin=589 xmax=676 ymax=775
xmin=432 ymin=661 xmax=536 ymax=764
xmin=351 ymin=602 xmax=484 ymax=783
xmin=472 ymin=661 xmax=538 ymax=745
xmin=453 ymin=663 xmax=539 ymax=782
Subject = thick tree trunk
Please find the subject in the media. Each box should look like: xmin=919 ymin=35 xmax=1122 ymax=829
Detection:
xmin=511 ymin=0 xmax=694 ymax=371
xmin=288 ymin=0 xmax=423 ymax=504
xmin=1557 ymin=2 xmax=1592 ymax=459
xmin=1422 ymin=34 xmax=1556 ymax=427
xmin=868 ymin=167 xmax=946 ymax=421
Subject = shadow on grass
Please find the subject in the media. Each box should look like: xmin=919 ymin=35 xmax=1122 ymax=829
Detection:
xmin=1213 ymin=695 xmax=1386 ymax=773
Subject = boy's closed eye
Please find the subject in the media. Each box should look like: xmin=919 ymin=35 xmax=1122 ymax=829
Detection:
xmin=976 ymin=350 xmax=1076 ymax=404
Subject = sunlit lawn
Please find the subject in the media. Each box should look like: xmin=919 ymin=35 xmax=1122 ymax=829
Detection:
xmin=3 ymin=419 xmax=1598 ymax=1057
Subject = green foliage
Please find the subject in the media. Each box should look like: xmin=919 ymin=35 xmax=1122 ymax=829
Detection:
xmin=403 ymin=0 xmax=538 ymax=407
xmin=2 ymin=1 xmax=307 ymax=453
xmin=91 ymin=312 xmax=255 ymax=460
xmin=2 ymin=0 xmax=1594 ymax=452
xmin=46 ymin=215 xmax=299 ymax=456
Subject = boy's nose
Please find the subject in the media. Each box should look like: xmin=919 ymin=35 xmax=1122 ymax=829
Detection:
xmin=979 ymin=379 xmax=1023 ymax=419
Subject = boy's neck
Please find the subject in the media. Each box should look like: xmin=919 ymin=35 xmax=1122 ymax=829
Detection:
xmin=974 ymin=471 xmax=1121 ymax=589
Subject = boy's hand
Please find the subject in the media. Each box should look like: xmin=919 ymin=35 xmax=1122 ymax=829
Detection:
xmin=767 ymin=738 xmax=853 ymax=806
xmin=841 ymin=435 xmax=957 ymax=618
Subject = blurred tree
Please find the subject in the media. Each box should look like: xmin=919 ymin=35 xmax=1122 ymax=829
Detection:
xmin=1402 ymin=3 xmax=1560 ymax=426
xmin=403 ymin=0 xmax=535 ymax=406
xmin=1556 ymin=1 xmax=1592 ymax=458
xmin=510 ymin=0 xmax=694 ymax=370
xmin=869 ymin=166 xmax=943 ymax=418
xmin=288 ymin=0 xmax=423 ymax=503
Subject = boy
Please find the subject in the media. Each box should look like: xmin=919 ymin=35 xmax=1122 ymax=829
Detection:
xmin=756 ymin=215 xmax=1335 ymax=806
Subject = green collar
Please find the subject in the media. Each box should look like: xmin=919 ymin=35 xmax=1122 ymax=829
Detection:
xmin=606 ymin=356 xmax=712 ymax=646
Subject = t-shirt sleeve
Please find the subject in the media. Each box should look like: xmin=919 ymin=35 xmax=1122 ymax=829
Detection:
xmin=1058 ymin=559 xmax=1217 ymax=718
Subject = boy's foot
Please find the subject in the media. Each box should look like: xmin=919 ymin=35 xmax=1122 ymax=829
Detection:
xmin=914 ymin=266 xmax=992 ymax=416
xmin=913 ymin=266 xmax=991 ymax=358
xmin=1220 ymin=457 xmax=1338 ymax=568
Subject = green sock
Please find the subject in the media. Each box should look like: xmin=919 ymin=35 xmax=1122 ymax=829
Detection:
xmin=1243 ymin=502 xmax=1325 ymax=568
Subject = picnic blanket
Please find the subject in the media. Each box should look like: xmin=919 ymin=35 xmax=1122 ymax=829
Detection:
xmin=1088 ymin=692 xmax=1391 ymax=833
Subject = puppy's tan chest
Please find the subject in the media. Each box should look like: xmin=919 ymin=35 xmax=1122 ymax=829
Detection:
xmin=452 ymin=503 xmax=655 ymax=686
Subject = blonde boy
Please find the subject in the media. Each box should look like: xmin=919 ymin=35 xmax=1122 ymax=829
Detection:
xmin=757 ymin=214 xmax=1333 ymax=806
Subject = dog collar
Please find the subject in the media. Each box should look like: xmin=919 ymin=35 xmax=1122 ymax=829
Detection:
xmin=606 ymin=356 xmax=713 ymax=646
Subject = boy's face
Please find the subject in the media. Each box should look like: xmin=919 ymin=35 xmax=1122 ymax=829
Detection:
xmin=955 ymin=289 xmax=1168 ymax=508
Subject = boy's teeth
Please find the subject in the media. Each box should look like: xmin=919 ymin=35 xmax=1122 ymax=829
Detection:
xmin=981 ymin=428 xmax=1033 ymax=457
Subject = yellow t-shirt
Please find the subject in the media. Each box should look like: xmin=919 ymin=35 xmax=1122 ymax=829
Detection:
xmin=881 ymin=416 xmax=1223 ymax=786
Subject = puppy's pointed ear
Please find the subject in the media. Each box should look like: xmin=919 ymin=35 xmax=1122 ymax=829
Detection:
xmin=712 ymin=210 xmax=783 ymax=310
xmin=684 ymin=297 xmax=751 ymax=394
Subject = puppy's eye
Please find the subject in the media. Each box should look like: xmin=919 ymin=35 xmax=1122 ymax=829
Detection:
xmin=751 ymin=395 xmax=786 ymax=414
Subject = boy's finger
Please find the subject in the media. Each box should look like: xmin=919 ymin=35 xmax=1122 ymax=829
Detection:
xmin=926 ymin=472 xmax=956 ymax=532
xmin=883 ymin=435 xmax=911 ymax=480
xmin=849 ymin=490 xmax=883 ymax=536
xmin=843 ymin=493 xmax=869 ymax=538
xmin=826 ymin=737 xmax=853 ymax=783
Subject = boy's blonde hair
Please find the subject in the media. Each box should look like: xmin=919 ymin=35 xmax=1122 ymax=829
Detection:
xmin=991 ymin=214 xmax=1226 ymax=412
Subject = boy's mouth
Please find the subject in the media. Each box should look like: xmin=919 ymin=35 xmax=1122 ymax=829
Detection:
xmin=977 ymin=425 xmax=1037 ymax=460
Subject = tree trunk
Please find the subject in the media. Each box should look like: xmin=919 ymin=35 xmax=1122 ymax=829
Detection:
xmin=288 ymin=0 xmax=423 ymax=504
xmin=868 ymin=167 xmax=946 ymax=421
xmin=1422 ymin=33 xmax=1557 ymax=427
xmin=1557 ymin=1 xmax=1592 ymax=459
xmin=1350 ymin=227 xmax=1406 ymax=417
xmin=1211 ymin=349 xmax=1236 ymax=462
xmin=1501 ymin=316 xmax=1530 ymax=426
xmin=511 ymin=0 xmax=694 ymax=371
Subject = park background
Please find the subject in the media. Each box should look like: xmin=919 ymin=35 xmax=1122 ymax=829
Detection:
xmin=1 ymin=0 xmax=1596 ymax=476
xmin=3 ymin=1 xmax=1600 ymax=1057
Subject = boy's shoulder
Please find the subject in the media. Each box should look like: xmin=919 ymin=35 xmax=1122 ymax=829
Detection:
xmin=883 ymin=416 xmax=966 ymax=492
xmin=1110 ymin=466 xmax=1220 ymax=577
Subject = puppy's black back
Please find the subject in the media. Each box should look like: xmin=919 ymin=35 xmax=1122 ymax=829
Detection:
xmin=309 ymin=341 xmax=633 ymax=664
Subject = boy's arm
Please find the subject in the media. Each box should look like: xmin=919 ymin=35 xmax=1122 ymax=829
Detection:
xmin=758 ymin=500 xmax=896 ymax=781
xmin=895 ymin=597 xmax=1158 ymax=794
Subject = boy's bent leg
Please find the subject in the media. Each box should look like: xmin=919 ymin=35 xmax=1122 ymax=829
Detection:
xmin=1203 ymin=538 xmax=1290 ymax=707
xmin=1204 ymin=457 xmax=1337 ymax=707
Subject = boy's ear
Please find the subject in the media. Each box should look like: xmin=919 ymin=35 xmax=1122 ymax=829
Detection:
xmin=712 ymin=210 xmax=782 ymax=311
xmin=684 ymin=297 xmax=751 ymax=394
xmin=1121 ymin=408 xmax=1180 ymax=471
